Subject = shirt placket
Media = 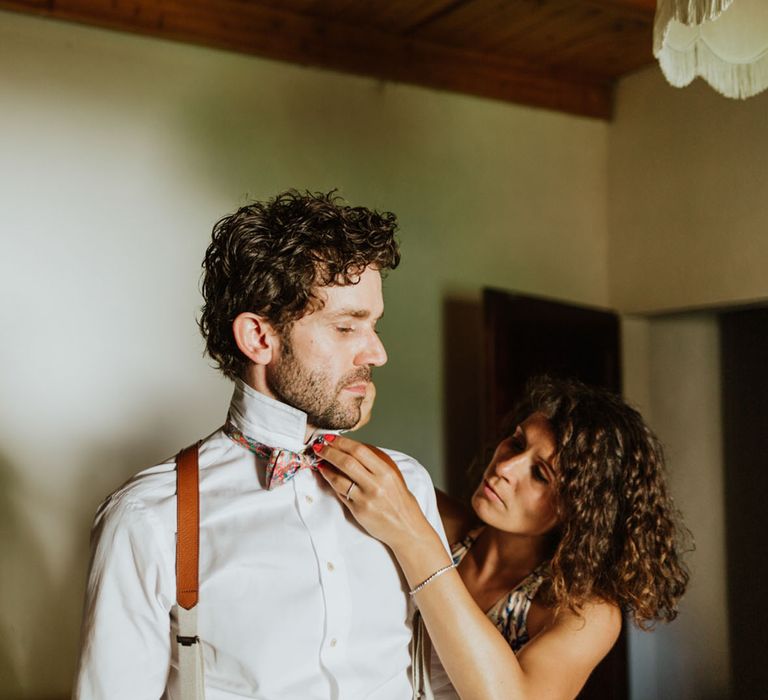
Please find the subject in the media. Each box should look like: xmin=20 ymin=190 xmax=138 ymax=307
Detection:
xmin=292 ymin=471 xmax=352 ymax=695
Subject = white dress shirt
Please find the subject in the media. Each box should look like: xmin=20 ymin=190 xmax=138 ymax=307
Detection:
xmin=74 ymin=380 xmax=448 ymax=700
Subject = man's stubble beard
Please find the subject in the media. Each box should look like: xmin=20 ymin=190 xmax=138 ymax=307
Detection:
xmin=265 ymin=332 xmax=371 ymax=430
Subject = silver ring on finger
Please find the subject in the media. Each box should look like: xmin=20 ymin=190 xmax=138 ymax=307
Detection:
xmin=344 ymin=481 xmax=356 ymax=501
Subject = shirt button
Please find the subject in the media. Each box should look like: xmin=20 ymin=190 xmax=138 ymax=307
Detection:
xmin=327 ymin=561 xmax=335 ymax=572
xmin=305 ymin=495 xmax=313 ymax=504
xmin=330 ymin=638 xmax=337 ymax=647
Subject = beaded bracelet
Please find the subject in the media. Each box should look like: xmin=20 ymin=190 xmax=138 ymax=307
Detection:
xmin=408 ymin=562 xmax=456 ymax=596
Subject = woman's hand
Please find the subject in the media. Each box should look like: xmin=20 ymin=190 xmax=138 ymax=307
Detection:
xmin=315 ymin=435 xmax=433 ymax=549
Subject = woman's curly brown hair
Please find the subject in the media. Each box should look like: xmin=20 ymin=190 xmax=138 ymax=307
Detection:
xmin=505 ymin=376 xmax=691 ymax=628
xmin=199 ymin=189 xmax=400 ymax=380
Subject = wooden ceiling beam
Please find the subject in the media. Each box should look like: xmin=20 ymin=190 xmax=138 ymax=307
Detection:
xmin=582 ymin=0 xmax=657 ymax=20
xmin=0 ymin=0 xmax=614 ymax=119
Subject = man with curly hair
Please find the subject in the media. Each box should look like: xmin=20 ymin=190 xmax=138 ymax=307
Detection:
xmin=74 ymin=191 xmax=448 ymax=699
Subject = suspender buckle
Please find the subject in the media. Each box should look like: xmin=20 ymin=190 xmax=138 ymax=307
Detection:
xmin=177 ymin=635 xmax=200 ymax=647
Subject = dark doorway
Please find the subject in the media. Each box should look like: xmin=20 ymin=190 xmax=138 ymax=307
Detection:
xmin=720 ymin=307 xmax=768 ymax=699
xmin=482 ymin=288 xmax=622 ymax=441
xmin=480 ymin=288 xmax=626 ymax=700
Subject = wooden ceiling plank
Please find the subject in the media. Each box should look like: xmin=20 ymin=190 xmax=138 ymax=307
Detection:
xmin=387 ymin=0 xmax=466 ymax=33
xmin=250 ymin=0 xmax=320 ymax=15
xmin=245 ymin=0 xmax=461 ymax=36
xmin=481 ymin=3 xmax=653 ymax=76
xmin=312 ymin=0 xmax=372 ymax=23
xmin=408 ymin=0 xmax=519 ymax=43
xmin=412 ymin=0 xmax=575 ymax=48
xmin=416 ymin=1 xmax=624 ymax=72
xmin=407 ymin=0 xmax=652 ymax=75
xmin=316 ymin=0 xmax=461 ymax=35
xmin=551 ymin=33 xmax=653 ymax=77
xmin=492 ymin=5 xmax=627 ymax=57
xmin=481 ymin=2 xmax=594 ymax=55
xmin=582 ymin=0 xmax=656 ymax=20
xmin=0 ymin=0 xmax=614 ymax=119
xmin=403 ymin=0 xmax=472 ymax=36
xmin=531 ymin=7 xmax=651 ymax=72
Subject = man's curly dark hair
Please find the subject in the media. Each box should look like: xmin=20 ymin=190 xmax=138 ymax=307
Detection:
xmin=199 ymin=190 xmax=400 ymax=380
xmin=504 ymin=376 xmax=691 ymax=628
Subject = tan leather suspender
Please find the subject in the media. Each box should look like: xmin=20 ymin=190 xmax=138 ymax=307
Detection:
xmin=176 ymin=443 xmax=200 ymax=612
xmin=175 ymin=443 xmax=206 ymax=699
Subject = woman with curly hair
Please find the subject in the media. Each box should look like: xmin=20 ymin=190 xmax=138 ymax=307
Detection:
xmin=316 ymin=376 xmax=690 ymax=700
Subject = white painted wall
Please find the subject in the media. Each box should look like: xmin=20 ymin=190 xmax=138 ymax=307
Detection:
xmin=0 ymin=10 xmax=609 ymax=697
xmin=608 ymin=66 xmax=768 ymax=313
xmin=622 ymin=314 xmax=730 ymax=700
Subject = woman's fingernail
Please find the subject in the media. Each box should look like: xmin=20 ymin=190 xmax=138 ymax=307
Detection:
xmin=311 ymin=443 xmax=323 ymax=453
xmin=324 ymin=434 xmax=337 ymax=443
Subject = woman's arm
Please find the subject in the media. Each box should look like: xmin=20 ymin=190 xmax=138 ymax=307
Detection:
xmin=391 ymin=517 xmax=620 ymax=700
xmin=317 ymin=435 xmax=621 ymax=700
xmin=515 ymin=602 xmax=622 ymax=698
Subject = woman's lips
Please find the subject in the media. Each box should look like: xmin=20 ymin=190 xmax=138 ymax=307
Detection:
xmin=483 ymin=479 xmax=503 ymax=504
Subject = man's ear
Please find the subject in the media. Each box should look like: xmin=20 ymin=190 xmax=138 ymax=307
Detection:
xmin=232 ymin=312 xmax=280 ymax=366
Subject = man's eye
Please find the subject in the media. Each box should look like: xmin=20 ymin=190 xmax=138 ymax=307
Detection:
xmin=336 ymin=326 xmax=354 ymax=334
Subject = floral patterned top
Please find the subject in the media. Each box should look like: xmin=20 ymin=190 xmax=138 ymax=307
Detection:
xmin=422 ymin=528 xmax=551 ymax=698
xmin=450 ymin=527 xmax=549 ymax=652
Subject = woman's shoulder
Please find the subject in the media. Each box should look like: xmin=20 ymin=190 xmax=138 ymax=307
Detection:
xmin=517 ymin=597 xmax=622 ymax=695
xmin=435 ymin=489 xmax=476 ymax=544
xmin=527 ymin=595 xmax=622 ymax=646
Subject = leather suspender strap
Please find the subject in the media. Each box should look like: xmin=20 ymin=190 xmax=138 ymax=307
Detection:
xmin=176 ymin=443 xmax=200 ymax=610
xmin=175 ymin=443 xmax=206 ymax=700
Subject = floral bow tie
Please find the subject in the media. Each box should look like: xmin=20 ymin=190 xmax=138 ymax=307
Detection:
xmin=224 ymin=422 xmax=327 ymax=490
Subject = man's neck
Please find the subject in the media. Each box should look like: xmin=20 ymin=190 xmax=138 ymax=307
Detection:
xmin=243 ymin=365 xmax=273 ymax=399
xmin=241 ymin=369 xmax=317 ymax=443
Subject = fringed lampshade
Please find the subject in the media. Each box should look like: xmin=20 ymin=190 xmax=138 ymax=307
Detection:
xmin=654 ymin=0 xmax=768 ymax=98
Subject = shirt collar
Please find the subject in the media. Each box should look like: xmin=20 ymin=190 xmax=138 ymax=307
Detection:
xmin=227 ymin=379 xmax=310 ymax=453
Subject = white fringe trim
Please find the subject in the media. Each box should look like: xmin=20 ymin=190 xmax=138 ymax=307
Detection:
xmin=654 ymin=0 xmax=768 ymax=99
xmin=657 ymin=38 xmax=768 ymax=98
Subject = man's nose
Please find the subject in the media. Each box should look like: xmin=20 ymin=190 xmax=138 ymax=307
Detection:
xmin=358 ymin=329 xmax=387 ymax=367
